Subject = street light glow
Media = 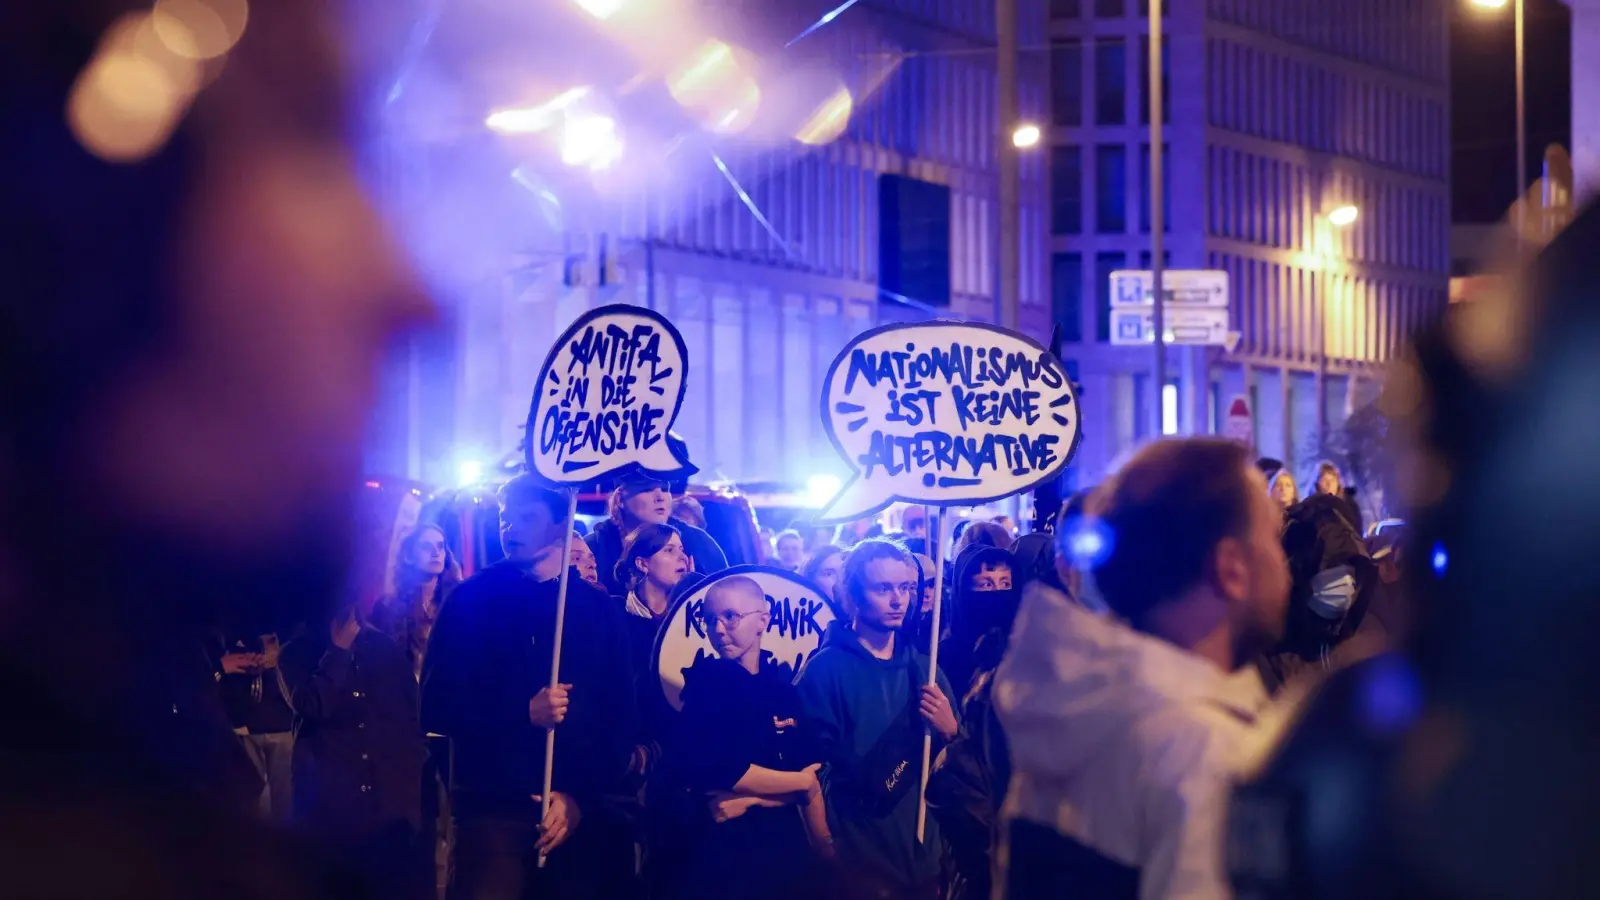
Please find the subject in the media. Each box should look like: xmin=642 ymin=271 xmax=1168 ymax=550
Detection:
xmin=572 ymin=0 xmax=629 ymax=20
xmin=485 ymin=87 xmax=590 ymax=134
xmin=1011 ymin=122 xmax=1041 ymax=148
xmin=560 ymin=113 xmax=623 ymax=170
xmin=1469 ymin=0 xmax=1508 ymax=8
xmin=1328 ymin=204 xmax=1360 ymax=228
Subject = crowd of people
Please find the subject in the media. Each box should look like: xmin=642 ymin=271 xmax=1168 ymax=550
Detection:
xmin=177 ymin=445 xmax=1403 ymax=900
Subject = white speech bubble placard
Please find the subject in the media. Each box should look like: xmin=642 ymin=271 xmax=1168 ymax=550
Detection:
xmin=814 ymin=320 xmax=1082 ymax=524
xmin=652 ymin=566 xmax=837 ymax=712
xmin=526 ymin=304 xmax=696 ymax=485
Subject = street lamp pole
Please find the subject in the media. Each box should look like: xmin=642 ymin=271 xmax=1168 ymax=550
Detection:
xmin=998 ymin=0 xmax=1020 ymax=331
xmin=1149 ymin=0 xmax=1166 ymax=438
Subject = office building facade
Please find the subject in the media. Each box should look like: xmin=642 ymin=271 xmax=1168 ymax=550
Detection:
xmin=1047 ymin=0 xmax=1452 ymax=494
xmin=368 ymin=0 xmax=1055 ymax=489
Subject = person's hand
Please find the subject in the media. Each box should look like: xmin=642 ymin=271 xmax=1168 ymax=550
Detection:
xmin=795 ymin=762 xmax=823 ymax=797
xmin=531 ymin=792 xmax=581 ymax=853
xmin=529 ymin=684 xmax=571 ymax=728
xmin=707 ymin=792 xmax=756 ymax=824
xmin=920 ymin=684 xmax=958 ymax=741
xmin=221 ymin=652 xmax=263 ymax=675
xmin=331 ymin=612 xmax=361 ymax=650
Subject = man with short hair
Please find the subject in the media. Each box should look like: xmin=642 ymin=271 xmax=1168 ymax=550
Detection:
xmin=995 ymin=438 xmax=1290 ymax=899
xmin=422 ymin=475 xmax=637 ymax=899
xmin=774 ymin=529 xmax=805 ymax=573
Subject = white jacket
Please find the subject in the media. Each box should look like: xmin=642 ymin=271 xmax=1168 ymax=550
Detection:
xmin=993 ymin=582 xmax=1272 ymax=900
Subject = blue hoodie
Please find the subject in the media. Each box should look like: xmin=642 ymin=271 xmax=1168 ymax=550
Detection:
xmin=795 ymin=620 xmax=956 ymax=889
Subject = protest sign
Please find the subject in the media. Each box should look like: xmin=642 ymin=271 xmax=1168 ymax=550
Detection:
xmin=652 ymin=566 xmax=838 ymax=712
xmin=525 ymin=304 xmax=696 ymax=486
xmin=814 ymin=321 xmax=1083 ymax=524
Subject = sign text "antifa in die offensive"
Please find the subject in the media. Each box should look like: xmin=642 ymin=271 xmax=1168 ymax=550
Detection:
xmin=538 ymin=323 xmax=673 ymax=472
xmin=841 ymin=342 xmax=1068 ymax=487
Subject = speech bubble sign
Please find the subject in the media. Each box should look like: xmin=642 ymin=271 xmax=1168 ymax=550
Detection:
xmin=814 ymin=320 xmax=1083 ymax=524
xmin=652 ymin=566 xmax=838 ymax=712
xmin=526 ymin=304 xmax=696 ymax=485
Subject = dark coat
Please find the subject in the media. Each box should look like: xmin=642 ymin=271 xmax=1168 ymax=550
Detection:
xmin=278 ymin=627 xmax=426 ymax=838
xmin=656 ymin=654 xmax=823 ymax=900
xmin=420 ymin=560 xmax=637 ymax=821
xmin=1258 ymin=493 xmax=1381 ymax=693
xmin=587 ymin=516 xmax=728 ymax=596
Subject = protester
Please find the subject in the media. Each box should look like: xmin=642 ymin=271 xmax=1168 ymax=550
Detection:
xmin=617 ymin=523 xmax=691 ymax=672
xmin=1266 ymin=468 xmax=1298 ymax=510
xmin=1311 ymin=460 xmax=1364 ymax=534
xmin=900 ymin=506 xmax=928 ymax=542
xmin=942 ymin=546 xmax=1019 ymax=701
xmin=422 ymin=475 xmax=638 ymax=900
xmin=0 ymin=1 xmax=432 ymax=892
xmin=954 ymin=521 xmax=1011 ymax=555
xmin=220 ymin=623 xmax=298 ymax=822
xmin=991 ymin=515 xmax=1018 ymax=543
xmin=657 ymin=576 xmax=833 ymax=900
xmin=833 ymin=519 xmax=874 ymax=549
xmin=995 ymin=438 xmax=1290 ymax=898
xmin=803 ymin=546 xmax=847 ymax=602
xmin=796 ymin=539 xmax=958 ymax=900
xmin=673 ymin=495 xmax=708 ymax=531
xmin=774 ymin=529 xmax=806 ymax=573
xmin=569 ymin=531 xmax=601 ymax=588
xmin=279 ymin=601 xmax=430 ymax=896
xmin=370 ymin=523 xmax=460 ymax=681
xmin=1255 ymin=493 xmax=1382 ymax=695
xmin=588 ymin=476 xmax=727 ymax=595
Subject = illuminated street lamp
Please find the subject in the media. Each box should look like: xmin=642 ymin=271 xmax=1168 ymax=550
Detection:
xmin=1466 ymin=0 xmax=1525 ymax=242
xmin=1011 ymin=122 xmax=1041 ymax=149
xmin=1316 ymin=203 xmax=1359 ymax=436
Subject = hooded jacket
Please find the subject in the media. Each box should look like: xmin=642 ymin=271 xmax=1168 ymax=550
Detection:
xmin=795 ymin=621 xmax=956 ymax=890
xmin=586 ymin=516 xmax=728 ymax=597
xmin=1257 ymin=493 xmax=1382 ymax=694
xmin=942 ymin=546 xmax=1021 ymax=702
xmin=993 ymin=583 xmax=1270 ymax=900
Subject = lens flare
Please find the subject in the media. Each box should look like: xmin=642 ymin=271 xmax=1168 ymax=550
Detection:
xmin=560 ymin=113 xmax=623 ymax=170
xmin=668 ymin=40 xmax=760 ymax=135
xmin=486 ymin=87 xmax=591 ymax=135
xmin=151 ymin=0 xmax=249 ymax=61
xmin=67 ymin=12 xmax=202 ymax=163
xmin=795 ymin=87 xmax=853 ymax=146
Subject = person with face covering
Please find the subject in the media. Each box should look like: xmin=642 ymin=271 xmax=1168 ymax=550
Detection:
xmin=655 ymin=576 xmax=832 ymax=900
xmin=940 ymin=546 xmax=1019 ymax=702
xmin=995 ymin=439 xmax=1290 ymax=899
xmin=0 ymin=2 xmax=437 ymax=896
xmin=796 ymin=539 xmax=959 ymax=900
xmin=586 ymin=476 xmax=727 ymax=595
xmin=421 ymin=475 xmax=638 ymax=900
xmin=1253 ymin=492 xmax=1383 ymax=695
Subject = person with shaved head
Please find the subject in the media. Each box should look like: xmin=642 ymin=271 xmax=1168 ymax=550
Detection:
xmin=656 ymin=576 xmax=832 ymax=900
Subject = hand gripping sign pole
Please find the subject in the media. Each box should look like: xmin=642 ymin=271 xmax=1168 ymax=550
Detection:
xmin=538 ymin=489 xmax=579 ymax=868
xmin=524 ymin=303 xmax=696 ymax=867
xmin=811 ymin=319 xmax=1082 ymax=843
xmin=915 ymin=507 xmax=947 ymax=843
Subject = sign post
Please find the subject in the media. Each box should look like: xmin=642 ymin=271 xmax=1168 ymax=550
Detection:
xmin=812 ymin=320 xmax=1083 ymax=843
xmin=1223 ymin=394 xmax=1254 ymax=448
xmin=525 ymin=303 xmax=696 ymax=866
xmin=1109 ymin=269 xmax=1232 ymax=348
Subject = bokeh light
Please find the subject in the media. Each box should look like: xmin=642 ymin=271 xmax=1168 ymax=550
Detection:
xmin=667 ymin=40 xmax=761 ymax=135
xmin=560 ymin=113 xmax=623 ymax=170
xmin=1011 ymin=122 xmax=1042 ymax=148
xmin=151 ymin=0 xmax=249 ymax=61
xmin=795 ymin=86 xmax=853 ymax=146
xmin=67 ymin=12 xmax=203 ymax=163
xmin=486 ymin=87 xmax=591 ymax=135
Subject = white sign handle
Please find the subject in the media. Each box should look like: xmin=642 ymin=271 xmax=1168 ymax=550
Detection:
xmin=538 ymin=488 xmax=579 ymax=868
xmin=916 ymin=507 xmax=946 ymax=844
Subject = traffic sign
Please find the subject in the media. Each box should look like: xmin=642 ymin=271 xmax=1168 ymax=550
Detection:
xmin=1223 ymin=394 xmax=1253 ymax=447
xmin=1109 ymin=269 xmax=1230 ymax=308
xmin=1109 ymin=306 xmax=1231 ymax=346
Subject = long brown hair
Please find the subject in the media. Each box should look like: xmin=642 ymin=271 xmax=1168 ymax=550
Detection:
xmin=616 ymin=523 xmax=681 ymax=596
xmin=387 ymin=524 xmax=461 ymax=615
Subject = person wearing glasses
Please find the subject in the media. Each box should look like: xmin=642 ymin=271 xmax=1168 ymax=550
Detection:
xmin=795 ymin=540 xmax=959 ymax=900
xmin=655 ymin=576 xmax=832 ymax=899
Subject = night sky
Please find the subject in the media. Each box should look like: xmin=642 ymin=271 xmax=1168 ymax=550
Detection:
xmin=1451 ymin=0 xmax=1572 ymax=224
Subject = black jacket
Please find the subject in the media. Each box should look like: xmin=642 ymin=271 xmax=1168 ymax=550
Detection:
xmin=657 ymin=654 xmax=822 ymax=900
xmin=279 ymin=627 xmax=425 ymax=838
xmin=587 ymin=517 xmax=727 ymax=596
xmin=220 ymin=630 xmax=296 ymax=735
xmin=420 ymin=560 xmax=636 ymax=821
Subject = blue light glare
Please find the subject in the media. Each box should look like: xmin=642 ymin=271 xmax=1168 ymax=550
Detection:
xmin=1059 ymin=516 xmax=1115 ymax=570
xmin=786 ymin=0 xmax=864 ymax=48
xmin=1355 ymin=654 xmax=1423 ymax=737
xmin=709 ymin=150 xmax=796 ymax=259
xmin=1430 ymin=542 xmax=1448 ymax=577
